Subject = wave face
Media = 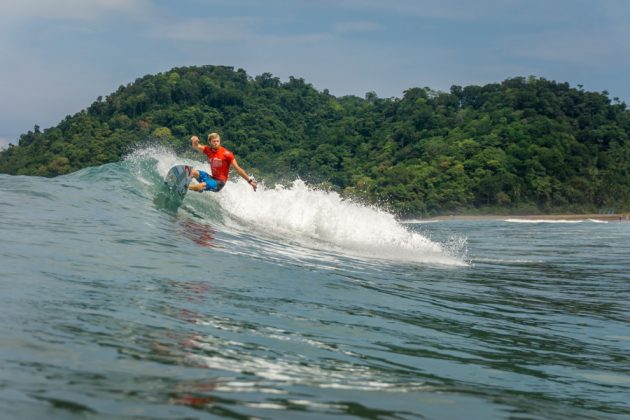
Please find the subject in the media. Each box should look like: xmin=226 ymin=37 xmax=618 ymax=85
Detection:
xmin=1 ymin=147 xmax=629 ymax=419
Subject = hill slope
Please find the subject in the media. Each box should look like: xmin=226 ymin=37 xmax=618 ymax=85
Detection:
xmin=1 ymin=65 xmax=629 ymax=216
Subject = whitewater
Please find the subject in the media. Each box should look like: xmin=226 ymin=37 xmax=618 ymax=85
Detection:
xmin=1 ymin=147 xmax=629 ymax=419
xmin=137 ymin=147 xmax=467 ymax=268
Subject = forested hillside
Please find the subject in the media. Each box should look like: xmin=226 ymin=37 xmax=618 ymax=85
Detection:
xmin=1 ymin=65 xmax=628 ymax=216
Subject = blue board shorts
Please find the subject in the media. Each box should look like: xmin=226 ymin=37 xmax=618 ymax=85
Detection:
xmin=197 ymin=170 xmax=226 ymax=192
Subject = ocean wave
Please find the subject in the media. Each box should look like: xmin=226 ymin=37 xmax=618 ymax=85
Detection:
xmin=123 ymin=146 xmax=467 ymax=267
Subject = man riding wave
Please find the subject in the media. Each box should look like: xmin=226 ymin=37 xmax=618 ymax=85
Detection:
xmin=188 ymin=132 xmax=257 ymax=192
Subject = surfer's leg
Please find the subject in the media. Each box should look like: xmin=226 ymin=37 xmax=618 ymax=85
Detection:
xmin=189 ymin=182 xmax=206 ymax=191
xmin=203 ymin=178 xmax=221 ymax=192
xmin=189 ymin=169 xmax=210 ymax=192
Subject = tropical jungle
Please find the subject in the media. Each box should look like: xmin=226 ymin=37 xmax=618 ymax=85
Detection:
xmin=1 ymin=65 xmax=628 ymax=216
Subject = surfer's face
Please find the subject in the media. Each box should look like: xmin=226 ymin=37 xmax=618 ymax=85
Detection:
xmin=209 ymin=136 xmax=221 ymax=150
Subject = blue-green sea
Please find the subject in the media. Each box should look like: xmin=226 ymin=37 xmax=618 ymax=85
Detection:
xmin=1 ymin=148 xmax=629 ymax=419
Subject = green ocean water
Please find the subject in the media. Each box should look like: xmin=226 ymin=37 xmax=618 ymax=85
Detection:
xmin=1 ymin=148 xmax=629 ymax=419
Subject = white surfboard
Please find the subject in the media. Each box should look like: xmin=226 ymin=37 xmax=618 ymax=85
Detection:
xmin=164 ymin=165 xmax=193 ymax=199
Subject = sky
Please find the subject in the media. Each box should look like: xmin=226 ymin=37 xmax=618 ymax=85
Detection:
xmin=1 ymin=0 xmax=629 ymax=148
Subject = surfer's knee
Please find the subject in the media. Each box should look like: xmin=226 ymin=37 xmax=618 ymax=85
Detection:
xmin=189 ymin=182 xmax=205 ymax=191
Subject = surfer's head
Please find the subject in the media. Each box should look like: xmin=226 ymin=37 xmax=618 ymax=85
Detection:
xmin=207 ymin=132 xmax=221 ymax=150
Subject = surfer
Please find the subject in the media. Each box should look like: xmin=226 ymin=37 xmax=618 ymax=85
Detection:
xmin=189 ymin=133 xmax=257 ymax=192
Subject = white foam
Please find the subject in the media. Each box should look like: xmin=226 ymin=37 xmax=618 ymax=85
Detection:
xmin=219 ymin=179 xmax=466 ymax=266
xmin=124 ymin=145 xmax=208 ymax=178
xmin=400 ymin=219 xmax=440 ymax=224
xmin=184 ymin=335 xmax=427 ymax=392
xmin=504 ymin=219 xmax=583 ymax=224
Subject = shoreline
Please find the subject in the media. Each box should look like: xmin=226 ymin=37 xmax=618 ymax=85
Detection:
xmin=418 ymin=213 xmax=630 ymax=222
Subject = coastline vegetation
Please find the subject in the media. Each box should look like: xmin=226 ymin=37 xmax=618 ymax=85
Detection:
xmin=1 ymin=65 xmax=628 ymax=217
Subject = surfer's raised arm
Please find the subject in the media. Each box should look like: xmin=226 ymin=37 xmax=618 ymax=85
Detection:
xmin=191 ymin=135 xmax=205 ymax=153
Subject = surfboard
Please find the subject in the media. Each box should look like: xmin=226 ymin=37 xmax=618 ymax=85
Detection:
xmin=164 ymin=164 xmax=193 ymax=199
xmin=154 ymin=165 xmax=194 ymax=212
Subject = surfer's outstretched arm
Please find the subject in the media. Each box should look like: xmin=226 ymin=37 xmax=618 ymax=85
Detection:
xmin=231 ymin=159 xmax=257 ymax=191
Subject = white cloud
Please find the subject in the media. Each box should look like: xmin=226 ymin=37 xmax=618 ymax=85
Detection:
xmin=333 ymin=0 xmax=525 ymax=20
xmin=0 ymin=0 xmax=153 ymax=22
xmin=329 ymin=0 xmax=626 ymax=26
xmin=261 ymin=32 xmax=335 ymax=45
xmin=333 ymin=21 xmax=383 ymax=34
xmin=507 ymin=27 xmax=630 ymax=68
xmin=151 ymin=17 xmax=260 ymax=43
xmin=151 ymin=16 xmax=359 ymax=47
xmin=152 ymin=16 xmax=378 ymax=46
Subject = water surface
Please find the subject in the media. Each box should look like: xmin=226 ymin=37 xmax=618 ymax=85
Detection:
xmin=1 ymin=149 xmax=628 ymax=419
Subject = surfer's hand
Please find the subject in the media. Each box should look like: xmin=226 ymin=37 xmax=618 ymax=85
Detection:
xmin=191 ymin=136 xmax=199 ymax=144
xmin=248 ymin=178 xmax=257 ymax=191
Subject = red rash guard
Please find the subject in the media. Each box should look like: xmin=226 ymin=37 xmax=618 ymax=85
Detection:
xmin=202 ymin=146 xmax=234 ymax=182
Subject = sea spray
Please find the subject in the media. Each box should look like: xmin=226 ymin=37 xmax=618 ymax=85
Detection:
xmin=219 ymin=179 xmax=467 ymax=266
